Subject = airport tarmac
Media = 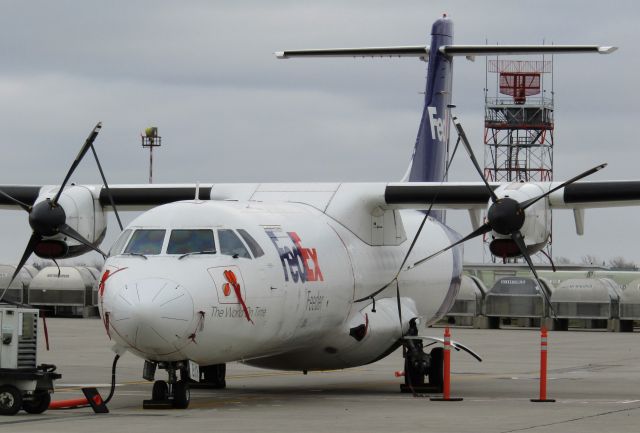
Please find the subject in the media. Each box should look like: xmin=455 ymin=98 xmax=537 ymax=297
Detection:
xmin=1 ymin=318 xmax=639 ymax=433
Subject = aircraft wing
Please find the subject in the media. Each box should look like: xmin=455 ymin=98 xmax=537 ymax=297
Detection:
xmin=383 ymin=181 xmax=640 ymax=209
xmin=0 ymin=186 xmax=42 ymax=209
xmin=0 ymin=184 xmax=212 ymax=211
xmin=548 ymin=181 xmax=640 ymax=209
xmin=384 ymin=183 xmax=497 ymax=209
xmin=98 ymin=184 xmax=213 ymax=210
xmin=2 ymin=181 xmax=640 ymax=212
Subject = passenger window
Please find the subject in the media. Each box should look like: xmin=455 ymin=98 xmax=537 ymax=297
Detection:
xmin=218 ymin=229 xmax=251 ymax=259
xmin=109 ymin=229 xmax=132 ymax=256
xmin=124 ymin=229 xmax=166 ymax=255
xmin=167 ymin=230 xmax=216 ymax=254
xmin=237 ymin=229 xmax=264 ymax=258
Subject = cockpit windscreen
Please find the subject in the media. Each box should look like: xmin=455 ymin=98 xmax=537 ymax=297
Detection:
xmin=167 ymin=229 xmax=216 ymax=254
xmin=124 ymin=229 xmax=166 ymax=255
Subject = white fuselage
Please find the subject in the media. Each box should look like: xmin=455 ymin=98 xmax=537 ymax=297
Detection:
xmin=99 ymin=199 xmax=461 ymax=371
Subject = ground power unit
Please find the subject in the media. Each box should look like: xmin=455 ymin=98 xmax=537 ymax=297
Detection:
xmin=0 ymin=304 xmax=60 ymax=415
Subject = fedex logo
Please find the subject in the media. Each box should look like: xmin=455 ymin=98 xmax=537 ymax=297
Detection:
xmin=428 ymin=106 xmax=445 ymax=141
xmin=265 ymin=228 xmax=323 ymax=283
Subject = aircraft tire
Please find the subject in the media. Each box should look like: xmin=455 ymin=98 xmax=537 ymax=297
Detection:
xmin=428 ymin=347 xmax=444 ymax=392
xmin=172 ymin=381 xmax=190 ymax=409
xmin=152 ymin=380 xmax=169 ymax=401
xmin=404 ymin=357 xmax=424 ymax=387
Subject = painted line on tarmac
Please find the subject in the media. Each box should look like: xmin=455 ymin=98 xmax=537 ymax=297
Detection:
xmin=498 ymin=404 xmax=640 ymax=433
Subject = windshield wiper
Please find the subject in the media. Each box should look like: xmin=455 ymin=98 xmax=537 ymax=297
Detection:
xmin=178 ymin=250 xmax=217 ymax=260
xmin=121 ymin=252 xmax=148 ymax=260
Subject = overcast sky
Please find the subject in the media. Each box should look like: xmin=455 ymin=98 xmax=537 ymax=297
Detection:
xmin=0 ymin=0 xmax=638 ymax=266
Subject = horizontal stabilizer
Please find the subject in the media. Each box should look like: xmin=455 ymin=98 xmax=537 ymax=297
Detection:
xmin=276 ymin=45 xmax=616 ymax=60
xmin=440 ymin=44 xmax=617 ymax=56
xmin=275 ymin=46 xmax=429 ymax=59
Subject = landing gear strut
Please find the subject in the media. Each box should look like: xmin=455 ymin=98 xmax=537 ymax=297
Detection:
xmin=400 ymin=319 xmax=443 ymax=394
xmin=143 ymin=361 xmax=191 ymax=409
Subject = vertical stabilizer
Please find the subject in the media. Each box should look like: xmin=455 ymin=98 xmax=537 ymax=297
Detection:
xmin=408 ymin=17 xmax=453 ymax=186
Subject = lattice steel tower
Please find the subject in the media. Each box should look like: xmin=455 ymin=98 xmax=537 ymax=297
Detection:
xmin=483 ymin=58 xmax=554 ymax=261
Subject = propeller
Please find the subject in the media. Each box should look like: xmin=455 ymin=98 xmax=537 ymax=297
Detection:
xmin=408 ymin=114 xmax=607 ymax=317
xmin=0 ymin=122 xmax=121 ymax=302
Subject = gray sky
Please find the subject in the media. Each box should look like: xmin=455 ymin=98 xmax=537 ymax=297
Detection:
xmin=0 ymin=0 xmax=638 ymax=266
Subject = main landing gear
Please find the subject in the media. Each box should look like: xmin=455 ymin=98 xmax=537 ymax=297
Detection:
xmin=400 ymin=319 xmax=444 ymax=394
xmin=142 ymin=361 xmax=227 ymax=409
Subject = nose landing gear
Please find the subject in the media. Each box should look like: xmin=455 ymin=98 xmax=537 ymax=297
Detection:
xmin=143 ymin=361 xmax=191 ymax=409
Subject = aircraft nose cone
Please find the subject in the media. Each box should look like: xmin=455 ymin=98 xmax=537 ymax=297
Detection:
xmin=109 ymin=278 xmax=195 ymax=356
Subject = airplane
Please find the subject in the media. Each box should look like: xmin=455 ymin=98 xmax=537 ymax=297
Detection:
xmin=0 ymin=15 xmax=638 ymax=409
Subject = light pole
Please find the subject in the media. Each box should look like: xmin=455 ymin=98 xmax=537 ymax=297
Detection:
xmin=141 ymin=127 xmax=162 ymax=183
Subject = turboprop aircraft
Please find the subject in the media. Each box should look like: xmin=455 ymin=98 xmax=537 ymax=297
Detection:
xmin=0 ymin=16 xmax=638 ymax=409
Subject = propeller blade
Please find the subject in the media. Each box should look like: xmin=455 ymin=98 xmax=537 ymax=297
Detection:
xmin=0 ymin=232 xmax=41 ymax=302
xmin=0 ymin=188 xmax=31 ymax=212
xmin=510 ymin=231 xmax=556 ymax=318
xmin=52 ymin=122 xmax=103 ymax=205
xmin=521 ymin=163 xmax=607 ymax=210
xmin=452 ymin=116 xmax=499 ymax=203
xmin=58 ymin=224 xmax=107 ymax=258
xmin=408 ymin=223 xmax=492 ymax=270
xmin=90 ymin=144 xmax=123 ymax=231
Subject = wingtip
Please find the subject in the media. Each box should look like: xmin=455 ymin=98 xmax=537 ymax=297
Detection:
xmin=274 ymin=51 xmax=287 ymax=59
xmin=598 ymin=46 xmax=618 ymax=54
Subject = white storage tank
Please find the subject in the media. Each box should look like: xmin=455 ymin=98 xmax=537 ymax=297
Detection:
xmin=485 ymin=276 xmax=553 ymax=319
xmin=550 ymin=278 xmax=621 ymax=330
xmin=447 ymin=275 xmax=486 ymax=321
xmin=28 ymin=267 xmax=100 ymax=317
xmin=620 ymin=279 xmax=640 ymax=318
xmin=618 ymin=279 xmax=640 ymax=331
xmin=0 ymin=265 xmax=37 ymax=304
xmin=551 ymin=278 xmax=620 ymax=319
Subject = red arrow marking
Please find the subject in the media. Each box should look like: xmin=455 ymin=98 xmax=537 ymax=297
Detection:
xmin=223 ymin=270 xmax=253 ymax=324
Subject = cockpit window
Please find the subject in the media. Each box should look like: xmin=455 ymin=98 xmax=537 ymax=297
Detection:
xmin=167 ymin=229 xmax=216 ymax=254
xmin=124 ymin=229 xmax=166 ymax=255
xmin=237 ymin=229 xmax=264 ymax=258
xmin=218 ymin=229 xmax=251 ymax=259
xmin=109 ymin=229 xmax=132 ymax=256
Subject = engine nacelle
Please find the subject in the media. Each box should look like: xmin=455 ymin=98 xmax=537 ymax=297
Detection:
xmin=488 ymin=182 xmax=551 ymax=258
xmin=32 ymin=185 xmax=107 ymax=258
